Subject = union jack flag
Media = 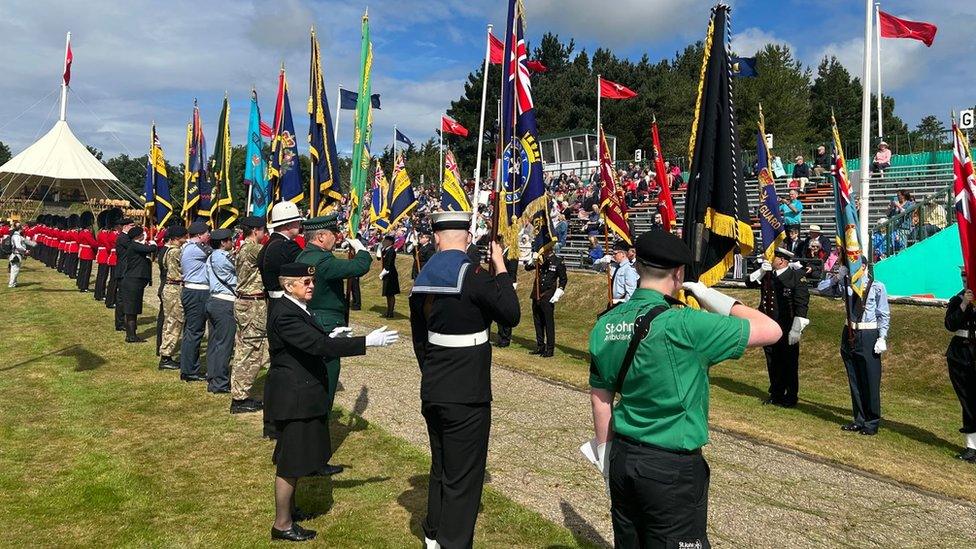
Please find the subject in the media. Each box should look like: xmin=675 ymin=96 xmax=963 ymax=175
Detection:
xmin=953 ymin=121 xmax=976 ymax=290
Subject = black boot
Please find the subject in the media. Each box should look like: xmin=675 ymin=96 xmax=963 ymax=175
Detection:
xmin=125 ymin=315 xmax=146 ymax=343
xmin=158 ymin=356 xmax=180 ymax=370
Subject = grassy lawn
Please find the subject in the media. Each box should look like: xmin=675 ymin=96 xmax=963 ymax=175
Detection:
xmin=0 ymin=264 xmax=596 ymax=548
xmin=352 ymin=256 xmax=976 ymax=502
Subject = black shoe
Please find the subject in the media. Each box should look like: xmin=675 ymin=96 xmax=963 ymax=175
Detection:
xmin=79 ymin=289 xmax=89 ymax=293
xmin=271 ymin=525 xmax=315 ymax=542
xmin=106 ymin=304 xmax=115 ymax=309
xmin=209 ymin=387 xmax=230 ymax=394
xmin=529 ymin=348 xmax=544 ymax=355
xmin=115 ymin=325 xmax=124 ymax=332
xmin=859 ymin=429 xmax=878 ymax=436
xmin=158 ymin=357 xmax=180 ymax=370
xmin=957 ymin=448 xmax=976 ymax=462
xmin=291 ymin=507 xmax=313 ymax=522
xmin=230 ymin=398 xmax=263 ymax=414
xmin=761 ymin=397 xmax=778 ymax=405
xmin=841 ymin=422 xmax=864 ymax=432
xmin=320 ymin=464 xmax=344 ymax=476
xmin=541 ymin=350 xmax=554 ymax=358
xmin=181 ymin=373 xmax=206 ymax=382
xmin=126 ymin=335 xmax=147 ymax=343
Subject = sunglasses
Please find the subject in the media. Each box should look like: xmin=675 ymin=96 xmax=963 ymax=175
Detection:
xmin=298 ymin=278 xmax=313 ymax=286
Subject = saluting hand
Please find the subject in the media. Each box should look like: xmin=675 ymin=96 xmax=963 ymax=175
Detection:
xmin=963 ymin=289 xmax=974 ymax=311
xmin=490 ymin=241 xmax=507 ymax=274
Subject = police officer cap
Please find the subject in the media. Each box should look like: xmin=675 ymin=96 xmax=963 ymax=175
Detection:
xmin=167 ymin=225 xmax=188 ymax=238
xmin=127 ymin=226 xmax=144 ymax=239
xmin=302 ymin=213 xmax=340 ymax=232
xmin=187 ymin=221 xmax=209 ymax=236
xmin=210 ymin=228 xmax=234 ymax=241
xmin=774 ymin=247 xmax=795 ymax=259
xmin=634 ymin=229 xmax=693 ymax=269
xmin=612 ymin=240 xmax=630 ymax=252
xmin=240 ymin=216 xmax=266 ymax=229
xmin=279 ymin=262 xmax=315 ymax=277
xmin=430 ymin=211 xmax=472 ymax=231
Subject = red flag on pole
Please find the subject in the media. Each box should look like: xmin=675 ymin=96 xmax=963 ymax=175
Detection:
xmin=63 ymin=41 xmax=73 ymax=86
xmin=441 ymin=115 xmax=469 ymax=137
xmin=489 ymin=32 xmax=504 ymax=64
xmin=651 ymin=121 xmax=676 ymax=230
xmin=599 ymin=125 xmax=631 ymax=244
xmin=526 ymin=60 xmax=548 ymax=73
xmin=599 ymin=78 xmax=637 ymax=100
xmin=953 ymin=122 xmax=976 ymax=290
xmin=878 ymin=10 xmax=937 ymax=47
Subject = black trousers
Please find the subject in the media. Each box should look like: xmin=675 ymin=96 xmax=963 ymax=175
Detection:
xmin=497 ymin=324 xmax=512 ymax=346
xmin=608 ymin=437 xmax=710 ymax=549
xmin=76 ymin=259 xmax=93 ymax=291
xmin=840 ymin=327 xmax=883 ymax=432
xmin=946 ymin=338 xmax=976 ymax=434
xmin=105 ymin=267 xmax=118 ymax=307
xmin=180 ymin=288 xmax=210 ymax=376
xmin=94 ymin=263 xmax=109 ymax=299
xmin=349 ymin=277 xmax=361 ymax=309
xmin=66 ymin=254 xmax=78 ymax=278
xmin=762 ymin=336 xmax=799 ymax=405
xmin=531 ymin=299 xmax=556 ymax=351
xmin=422 ymin=402 xmax=491 ymax=549
xmin=57 ymin=250 xmax=65 ymax=272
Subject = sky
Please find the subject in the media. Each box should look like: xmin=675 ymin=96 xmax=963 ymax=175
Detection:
xmin=0 ymin=0 xmax=972 ymax=162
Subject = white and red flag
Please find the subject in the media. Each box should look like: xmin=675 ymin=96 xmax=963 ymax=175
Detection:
xmin=879 ymin=10 xmax=937 ymax=47
xmin=953 ymin=122 xmax=976 ymax=290
xmin=599 ymin=77 xmax=637 ymax=100
xmin=63 ymin=38 xmax=73 ymax=86
xmin=441 ymin=115 xmax=469 ymax=137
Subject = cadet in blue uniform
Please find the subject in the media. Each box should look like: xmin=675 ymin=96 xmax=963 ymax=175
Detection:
xmin=205 ymin=228 xmax=237 ymax=394
xmin=179 ymin=221 xmax=211 ymax=382
xmin=818 ymin=267 xmax=890 ymax=435
xmin=409 ymin=211 xmax=521 ymax=549
xmin=588 ymin=230 xmax=781 ymax=548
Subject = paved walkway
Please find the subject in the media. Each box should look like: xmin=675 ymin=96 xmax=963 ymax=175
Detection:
xmin=336 ymin=330 xmax=976 ymax=548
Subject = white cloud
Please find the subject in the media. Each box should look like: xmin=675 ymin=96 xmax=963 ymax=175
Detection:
xmin=731 ymin=27 xmax=793 ymax=57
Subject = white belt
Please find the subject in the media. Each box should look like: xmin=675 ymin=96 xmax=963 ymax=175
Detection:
xmin=268 ymin=290 xmax=285 ymax=299
xmin=955 ymin=329 xmax=973 ymax=338
xmin=184 ymin=282 xmax=209 ymax=291
xmin=428 ymin=329 xmax=489 ymax=348
xmin=80 ymin=244 xmax=91 ymax=249
xmin=212 ymin=293 xmax=236 ymax=302
xmin=847 ymin=321 xmax=877 ymax=330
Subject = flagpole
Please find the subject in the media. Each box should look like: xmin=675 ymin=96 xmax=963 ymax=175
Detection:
xmin=393 ymin=124 xmax=397 ymax=160
xmin=59 ymin=31 xmax=70 ymax=122
xmin=334 ymin=84 xmax=342 ymax=143
xmin=596 ymin=75 xmax=602 ymax=138
xmin=858 ymin=0 xmax=874 ymax=251
xmin=439 ymin=116 xmax=444 ymax=185
xmin=149 ymin=122 xmax=156 ymax=237
xmin=472 ymin=24 xmax=493 ymax=235
xmin=875 ymin=2 xmax=883 ymax=138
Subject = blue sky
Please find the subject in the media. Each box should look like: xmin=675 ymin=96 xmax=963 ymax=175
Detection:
xmin=0 ymin=0 xmax=971 ymax=161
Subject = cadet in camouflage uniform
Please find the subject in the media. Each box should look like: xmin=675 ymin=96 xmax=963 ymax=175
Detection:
xmin=158 ymin=226 xmax=187 ymax=370
xmin=230 ymin=216 xmax=270 ymax=414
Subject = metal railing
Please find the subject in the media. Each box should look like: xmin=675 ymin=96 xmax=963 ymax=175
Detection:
xmin=869 ymin=186 xmax=953 ymax=262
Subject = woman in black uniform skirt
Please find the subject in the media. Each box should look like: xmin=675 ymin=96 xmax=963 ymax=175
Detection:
xmin=379 ymin=235 xmax=399 ymax=318
xmin=119 ymin=226 xmax=157 ymax=343
xmin=266 ymin=263 xmax=398 ymax=542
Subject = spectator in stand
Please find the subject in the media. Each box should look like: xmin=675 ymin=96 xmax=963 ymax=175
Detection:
xmin=669 ymin=163 xmax=684 ymax=190
xmin=554 ymin=213 xmax=569 ymax=253
xmin=872 ymin=217 xmax=904 ymax=261
xmin=784 ymin=226 xmax=802 ymax=255
xmin=798 ymin=224 xmax=832 ymax=257
xmin=792 ymin=155 xmax=811 ymax=192
xmin=586 ymin=242 xmax=606 ymax=271
xmin=801 ymin=240 xmax=828 ymax=282
xmin=585 ymin=205 xmax=602 ymax=247
xmin=923 ymin=202 xmax=948 ymax=237
xmin=813 ymin=145 xmax=832 ymax=179
xmin=779 ymin=189 xmax=803 ymax=233
xmin=649 ymin=212 xmax=664 ymax=232
xmin=872 ymin=141 xmax=892 ymax=174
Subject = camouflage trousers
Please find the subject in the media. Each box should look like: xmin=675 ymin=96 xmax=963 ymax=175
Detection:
xmin=159 ymin=285 xmax=184 ymax=358
xmin=231 ymin=298 xmax=270 ymax=401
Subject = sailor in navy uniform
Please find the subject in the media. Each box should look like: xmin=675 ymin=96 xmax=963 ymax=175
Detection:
xmin=409 ymin=211 xmax=521 ymax=549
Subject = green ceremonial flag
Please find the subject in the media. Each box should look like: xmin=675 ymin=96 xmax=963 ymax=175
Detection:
xmin=347 ymin=11 xmax=373 ymax=236
xmin=210 ymin=94 xmax=238 ymax=228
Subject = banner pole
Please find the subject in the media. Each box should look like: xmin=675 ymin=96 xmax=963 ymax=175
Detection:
xmin=473 ymin=24 xmax=493 ymax=235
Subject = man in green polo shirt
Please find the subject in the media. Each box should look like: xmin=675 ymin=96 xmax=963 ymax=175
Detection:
xmin=297 ymin=213 xmax=373 ymax=476
xmin=588 ymin=230 xmax=781 ymax=548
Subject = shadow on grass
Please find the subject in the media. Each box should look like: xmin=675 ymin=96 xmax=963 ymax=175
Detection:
xmin=507 ymin=334 xmax=590 ymax=362
xmin=711 ymin=375 xmax=960 ymax=454
xmin=396 ymin=474 xmax=429 ymax=543
xmin=0 ymin=344 xmax=107 ymax=372
xmin=555 ymin=499 xmax=611 ymax=549
xmin=331 ymin=387 xmax=370 ymax=456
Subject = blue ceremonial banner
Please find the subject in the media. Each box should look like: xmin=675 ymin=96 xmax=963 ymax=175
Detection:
xmin=387 ymin=153 xmax=417 ymax=228
xmin=187 ymin=103 xmax=212 ymax=222
xmin=339 ymin=88 xmax=381 ymax=110
xmin=309 ymin=29 xmax=342 ymax=215
xmin=395 ymin=128 xmax=413 ymax=147
xmin=755 ymin=124 xmax=785 ymax=261
xmin=270 ymin=70 xmax=303 ymax=204
xmin=245 ymin=91 xmax=270 ymax=217
xmin=732 ymin=56 xmax=758 ymax=78
xmin=499 ymin=0 xmax=555 ymax=255
xmin=143 ymin=124 xmax=173 ymax=227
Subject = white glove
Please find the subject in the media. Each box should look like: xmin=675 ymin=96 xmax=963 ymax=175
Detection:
xmin=788 ymin=317 xmax=809 ymax=345
xmin=761 ymin=260 xmax=773 ymax=272
xmin=748 ymin=263 xmax=770 ymax=283
xmin=594 ymin=255 xmax=612 ymax=265
xmin=550 ymin=287 xmax=565 ymax=303
xmin=873 ymin=338 xmax=887 ymax=355
xmin=532 ymin=251 xmax=540 ymax=262
xmin=365 ymin=325 xmax=399 ymax=347
xmin=379 ymin=269 xmax=388 ymax=279
xmin=348 ymin=238 xmax=366 ymax=253
xmin=512 ymin=282 xmax=518 ymax=291
xmin=789 ymin=261 xmax=803 ymax=270
xmin=328 ymin=327 xmax=353 ymax=338
xmin=681 ymin=282 xmax=739 ymax=316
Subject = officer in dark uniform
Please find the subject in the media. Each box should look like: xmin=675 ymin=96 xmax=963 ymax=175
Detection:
xmin=494 ymin=234 xmax=519 ymax=348
xmin=380 ymin=234 xmax=399 ymax=318
xmin=588 ymin=230 xmax=782 ymax=548
xmin=118 ymin=226 xmax=158 ymax=343
xmin=525 ymin=246 xmax=567 ymax=357
xmin=745 ymin=247 xmax=810 ymax=407
xmin=112 ymin=217 xmax=136 ymax=332
xmin=409 ymin=211 xmax=521 ymax=549
xmin=944 ymin=269 xmax=976 ymax=463
xmin=411 ymin=230 xmax=435 ymax=279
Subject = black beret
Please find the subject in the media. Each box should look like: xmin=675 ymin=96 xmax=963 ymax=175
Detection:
xmin=612 ymin=240 xmax=630 ymax=252
xmin=302 ymin=213 xmax=340 ymax=232
xmin=210 ymin=228 xmax=233 ymax=241
xmin=167 ymin=225 xmax=188 ymax=238
xmin=240 ymin=216 xmax=266 ymax=229
xmin=279 ymin=262 xmax=315 ymax=277
xmin=634 ymin=229 xmax=693 ymax=269
xmin=127 ymin=226 xmax=144 ymax=239
xmin=187 ymin=221 xmax=209 ymax=236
